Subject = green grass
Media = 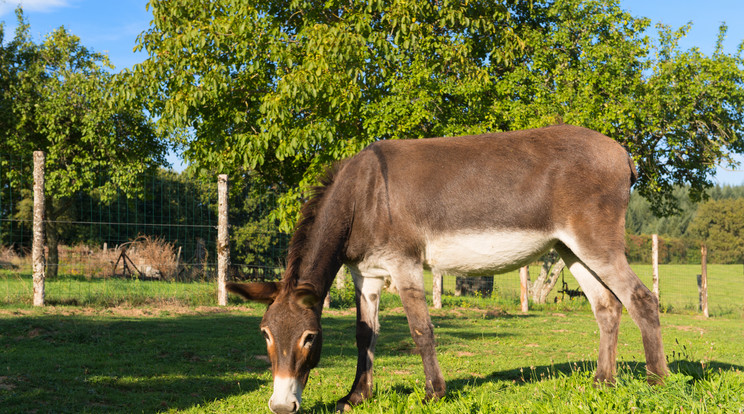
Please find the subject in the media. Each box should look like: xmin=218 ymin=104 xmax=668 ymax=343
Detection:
xmin=1 ymin=271 xmax=219 ymax=307
xmin=4 ymin=263 xmax=743 ymax=316
xmin=1 ymin=304 xmax=743 ymax=413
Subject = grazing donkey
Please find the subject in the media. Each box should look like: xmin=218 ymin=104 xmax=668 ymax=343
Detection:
xmin=228 ymin=124 xmax=669 ymax=414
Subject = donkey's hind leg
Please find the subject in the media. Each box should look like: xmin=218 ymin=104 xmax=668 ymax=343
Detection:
xmin=555 ymin=244 xmax=622 ymax=384
xmin=336 ymin=267 xmax=385 ymax=412
xmin=559 ymin=240 xmax=669 ymax=384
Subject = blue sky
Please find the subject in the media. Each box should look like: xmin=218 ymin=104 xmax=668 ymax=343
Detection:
xmin=2 ymin=0 xmax=744 ymax=183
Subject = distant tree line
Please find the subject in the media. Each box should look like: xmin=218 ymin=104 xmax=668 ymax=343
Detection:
xmin=626 ymin=185 xmax=744 ymax=263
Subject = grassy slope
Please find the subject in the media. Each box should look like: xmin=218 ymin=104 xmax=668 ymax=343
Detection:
xmin=1 ymin=304 xmax=742 ymax=413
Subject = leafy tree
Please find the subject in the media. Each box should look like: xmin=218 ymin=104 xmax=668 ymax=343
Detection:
xmin=688 ymin=198 xmax=744 ymax=264
xmin=128 ymin=0 xmax=744 ymax=229
xmin=0 ymin=10 xmax=169 ymax=277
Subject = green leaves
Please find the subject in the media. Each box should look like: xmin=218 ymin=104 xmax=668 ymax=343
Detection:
xmin=0 ymin=8 xmax=169 ymax=203
xmin=128 ymin=0 xmax=744 ymax=228
xmin=688 ymin=198 xmax=744 ymax=263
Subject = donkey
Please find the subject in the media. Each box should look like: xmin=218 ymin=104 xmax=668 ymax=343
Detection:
xmin=227 ymin=124 xmax=669 ymax=413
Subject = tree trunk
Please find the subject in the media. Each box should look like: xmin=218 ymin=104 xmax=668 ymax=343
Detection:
xmin=45 ymin=218 xmax=59 ymax=279
xmin=43 ymin=196 xmax=74 ymax=280
xmin=537 ymin=259 xmax=564 ymax=303
xmin=528 ymin=250 xmax=565 ymax=304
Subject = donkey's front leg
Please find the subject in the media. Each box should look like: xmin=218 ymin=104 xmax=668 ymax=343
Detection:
xmin=336 ymin=271 xmax=385 ymax=412
xmin=396 ymin=265 xmax=446 ymax=401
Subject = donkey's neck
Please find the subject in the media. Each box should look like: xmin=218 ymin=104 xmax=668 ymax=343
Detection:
xmin=283 ymin=166 xmax=351 ymax=299
xmin=294 ymin=201 xmax=348 ymax=298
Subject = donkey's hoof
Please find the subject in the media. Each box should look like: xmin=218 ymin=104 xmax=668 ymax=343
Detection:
xmin=335 ymin=401 xmax=353 ymax=413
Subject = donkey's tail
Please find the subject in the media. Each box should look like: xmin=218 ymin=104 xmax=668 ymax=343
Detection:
xmin=627 ymin=153 xmax=639 ymax=186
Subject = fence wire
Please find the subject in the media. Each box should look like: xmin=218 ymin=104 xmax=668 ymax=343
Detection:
xmin=1 ymin=153 xmax=288 ymax=306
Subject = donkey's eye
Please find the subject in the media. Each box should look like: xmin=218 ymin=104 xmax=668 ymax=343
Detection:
xmin=302 ymin=333 xmax=316 ymax=348
xmin=261 ymin=328 xmax=272 ymax=344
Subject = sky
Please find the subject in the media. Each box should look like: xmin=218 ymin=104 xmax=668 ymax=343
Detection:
xmin=1 ymin=0 xmax=744 ymax=183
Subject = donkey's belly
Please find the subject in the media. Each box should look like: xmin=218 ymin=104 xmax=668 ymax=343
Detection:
xmin=424 ymin=230 xmax=555 ymax=276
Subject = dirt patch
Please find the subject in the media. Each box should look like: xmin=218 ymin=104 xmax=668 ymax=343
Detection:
xmin=456 ymin=351 xmax=476 ymax=357
xmin=0 ymin=376 xmax=15 ymax=391
xmin=323 ymin=308 xmax=356 ymax=317
xmin=670 ymin=325 xmax=706 ymax=334
xmin=0 ymin=305 xmax=254 ymax=318
xmin=26 ymin=328 xmax=43 ymax=338
xmin=484 ymin=308 xmax=509 ymax=319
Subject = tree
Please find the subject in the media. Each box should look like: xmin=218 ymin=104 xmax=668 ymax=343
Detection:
xmin=128 ymin=0 xmax=744 ymax=229
xmin=688 ymin=198 xmax=744 ymax=264
xmin=527 ymin=250 xmax=565 ymax=304
xmin=0 ymin=10 xmax=169 ymax=277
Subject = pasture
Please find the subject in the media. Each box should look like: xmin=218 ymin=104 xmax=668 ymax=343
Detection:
xmin=4 ymin=263 xmax=744 ymax=316
xmin=1 ymin=302 xmax=743 ymax=413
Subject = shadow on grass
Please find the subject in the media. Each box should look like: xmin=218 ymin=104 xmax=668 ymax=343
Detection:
xmin=442 ymin=358 xmax=744 ymax=395
xmin=0 ymin=311 xmax=268 ymax=413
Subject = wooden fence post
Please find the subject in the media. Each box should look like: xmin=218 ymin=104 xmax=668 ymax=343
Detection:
xmin=520 ymin=266 xmax=529 ymax=312
xmin=432 ymin=270 xmax=443 ymax=309
xmin=217 ymin=174 xmax=229 ymax=306
xmin=700 ymin=244 xmax=709 ymax=318
xmin=32 ymin=151 xmax=46 ymax=307
xmin=652 ymin=233 xmax=659 ymax=303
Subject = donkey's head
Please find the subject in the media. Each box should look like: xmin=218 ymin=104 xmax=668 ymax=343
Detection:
xmin=227 ymin=281 xmax=323 ymax=414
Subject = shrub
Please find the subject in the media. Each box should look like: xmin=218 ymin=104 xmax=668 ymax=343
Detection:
xmin=127 ymin=236 xmax=180 ymax=280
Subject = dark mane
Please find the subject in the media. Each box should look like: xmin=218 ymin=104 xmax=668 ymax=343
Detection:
xmin=282 ymin=162 xmax=345 ymax=287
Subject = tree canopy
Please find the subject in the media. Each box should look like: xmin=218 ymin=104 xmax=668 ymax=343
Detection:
xmin=1 ymin=9 xmax=170 ymax=276
xmin=688 ymin=198 xmax=744 ymax=263
xmin=127 ymin=0 xmax=744 ymax=230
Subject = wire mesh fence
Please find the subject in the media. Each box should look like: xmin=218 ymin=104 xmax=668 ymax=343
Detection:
xmin=1 ymin=153 xmax=288 ymax=306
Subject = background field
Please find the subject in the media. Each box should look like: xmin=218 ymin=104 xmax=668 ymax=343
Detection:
xmin=424 ymin=263 xmax=744 ymax=317
xmin=3 ymin=262 xmax=743 ymax=317
xmin=1 ymin=304 xmax=742 ymax=413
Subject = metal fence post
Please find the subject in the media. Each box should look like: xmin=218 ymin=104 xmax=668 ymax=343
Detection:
xmin=217 ymin=174 xmax=229 ymax=306
xmin=32 ymin=151 xmax=46 ymax=307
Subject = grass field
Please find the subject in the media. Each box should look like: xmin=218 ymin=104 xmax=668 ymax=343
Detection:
xmin=0 ymin=270 xmax=219 ymax=307
xmin=3 ymin=263 xmax=743 ymax=316
xmin=1 ymin=303 xmax=743 ymax=413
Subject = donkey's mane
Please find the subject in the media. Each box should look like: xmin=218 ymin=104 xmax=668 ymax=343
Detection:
xmin=282 ymin=162 xmax=345 ymax=287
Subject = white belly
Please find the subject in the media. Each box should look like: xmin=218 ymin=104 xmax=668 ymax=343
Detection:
xmin=424 ymin=230 xmax=555 ymax=275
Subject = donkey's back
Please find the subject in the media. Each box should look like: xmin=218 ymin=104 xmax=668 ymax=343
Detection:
xmin=341 ymin=124 xmax=636 ymax=277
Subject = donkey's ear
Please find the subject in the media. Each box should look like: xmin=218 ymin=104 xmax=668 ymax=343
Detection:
xmin=226 ymin=281 xmax=282 ymax=304
xmin=294 ymin=283 xmax=322 ymax=309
